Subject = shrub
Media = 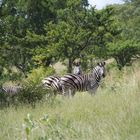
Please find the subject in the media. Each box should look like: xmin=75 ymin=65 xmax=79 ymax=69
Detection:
xmin=18 ymin=66 xmax=55 ymax=105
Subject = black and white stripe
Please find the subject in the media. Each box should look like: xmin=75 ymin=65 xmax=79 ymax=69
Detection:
xmin=41 ymin=76 xmax=62 ymax=94
xmin=1 ymin=84 xmax=22 ymax=95
xmin=60 ymin=62 xmax=106 ymax=96
xmin=42 ymin=62 xmax=82 ymax=94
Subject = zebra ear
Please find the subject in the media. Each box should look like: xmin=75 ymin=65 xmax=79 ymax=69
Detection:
xmin=103 ymin=61 xmax=106 ymax=66
xmin=97 ymin=62 xmax=105 ymax=66
xmin=73 ymin=61 xmax=76 ymax=65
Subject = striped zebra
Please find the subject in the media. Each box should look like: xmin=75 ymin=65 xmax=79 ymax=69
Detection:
xmin=41 ymin=62 xmax=82 ymax=95
xmin=60 ymin=62 xmax=106 ymax=96
xmin=2 ymin=84 xmax=22 ymax=95
xmin=0 ymin=84 xmax=23 ymax=105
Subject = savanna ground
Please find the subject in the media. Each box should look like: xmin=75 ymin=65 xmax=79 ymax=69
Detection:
xmin=0 ymin=61 xmax=140 ymax=140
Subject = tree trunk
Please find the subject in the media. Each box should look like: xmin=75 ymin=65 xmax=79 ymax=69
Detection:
xmin=68 ymin=58 xmax=73 ymax=73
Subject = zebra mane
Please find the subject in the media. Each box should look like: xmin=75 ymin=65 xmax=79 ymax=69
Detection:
xmin=92 ymin=61 xmax=106 ymax=82
xmin=97 ymin=62 xmax=106 ymax=67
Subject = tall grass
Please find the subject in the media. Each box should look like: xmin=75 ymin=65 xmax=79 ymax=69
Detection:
xmin=0 ymin=62 xmax=140 ymax=140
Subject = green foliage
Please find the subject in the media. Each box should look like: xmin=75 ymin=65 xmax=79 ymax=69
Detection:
xmin=22 ymin=113 xmax=78 ymax=140
xmin=23 ymin=113 xmax=49 ymax=140
xmin=23 ymin=66 xmax=55 ymax=85
xmin=0 ymin=0 xmax=140 ymax=78
xmin=0 ymin=66 xmax=55 ymax=106
xmin=0 ymin=0 xmax=65 ymax=77
xmin=108 ymin=40 xmax=140 ymax=69
xmin=42 ymin=2 xmax=117 ymax=72
xmin=107 ymin=1 xmax=140 ymax=69
xmin=18 ymin=66 xmax=55 ymax=104
xmin=120 ymin=0 xmax=140 ymax=41
xmin=18 ymin=84 xmax=45 ymax=105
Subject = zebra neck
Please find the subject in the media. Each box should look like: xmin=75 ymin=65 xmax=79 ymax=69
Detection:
xmin=93 ymin=68 xmax=101 ymax=83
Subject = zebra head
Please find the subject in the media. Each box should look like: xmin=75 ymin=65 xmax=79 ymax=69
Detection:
xmin=73 ymin=65 xmax=82 ymax=75
xmin=73 ymin=61 xmax=82 ymax=75
xmin=93 ymin=62 xmax=106 ymax=81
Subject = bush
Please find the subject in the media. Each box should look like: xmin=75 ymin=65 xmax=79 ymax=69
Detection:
xmin=0 ymin=66 xmax=55 ymax=107
xmin=23 ymin=66 xmax=55 ymax=85
xmin=18 ymin=66 xmax=55 ymax=105
xmin=18 ymin=84 xmax=46 ymax=105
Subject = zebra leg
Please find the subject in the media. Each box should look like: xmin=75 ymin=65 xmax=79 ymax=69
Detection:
xmin=47 ymin=90 xmax=57 ymax=98
xmin=88 ymin=89 xmax=96 ymax=95
xmin=63 ymin=88 xmax=76 ymax=98
xmin=70 ymin=89 xmax=76 ymax=97
xmin=61 ymin=85 xmax=67 ymax=96
xmin=61 ymin=86 xmax=73 ymax=97
xmin=88 ymin=85 xmax=99 ymax=95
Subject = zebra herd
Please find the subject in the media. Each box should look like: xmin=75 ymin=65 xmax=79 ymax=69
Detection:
xmin=42 ymin=61 xmax=106 ymax=96
xmin=0 ymin=61 xmax=106 ymax=98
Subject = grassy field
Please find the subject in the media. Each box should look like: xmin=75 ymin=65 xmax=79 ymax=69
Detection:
xmin=0 ymin=62 xmax=140 ymax=140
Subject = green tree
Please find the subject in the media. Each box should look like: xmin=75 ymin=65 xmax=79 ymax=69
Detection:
xmin=108 ymin=40 xmax=140 ymax=69
xmin=42 ymin=1 xmax=117 ymax=72
xmin=107 ymin=1 xmax=140 ymax=69
xmin=0 ymin=0 xmax=30 ymax=77
xmin=0 ymin=0 xmax=67 ymax=78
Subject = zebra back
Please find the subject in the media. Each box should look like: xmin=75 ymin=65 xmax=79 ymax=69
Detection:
xmin=42 ymin=76 xmax=62 ymax=92
xmin=60 ymin=73 xmax=95 ymax=91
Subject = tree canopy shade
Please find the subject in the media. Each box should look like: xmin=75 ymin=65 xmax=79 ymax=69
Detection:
xmin=27 ymin=1 xmax=118 ymax=72
xmin=0 ymin=0 xmax=140 ymax=79
xmin=0 ymin=0 xmax=67 ymax=76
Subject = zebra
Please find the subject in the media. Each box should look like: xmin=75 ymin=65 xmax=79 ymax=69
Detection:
xmin=41 ymin=62 xmax=82 ymax=95
xmin=0 ymin=84 xmax=23 ymax=105
xmin=2 ymin=84 xmax=22 ymax=94
xmin=60 ymin=62 xmax=106 ymax=96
